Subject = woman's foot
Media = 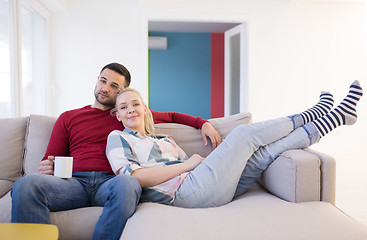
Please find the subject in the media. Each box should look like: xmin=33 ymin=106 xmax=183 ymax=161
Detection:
xmin=312 ymin=80 xmax=363 ymax=137
xmin=299 ymin=91 xmax=334 ymax=124
xmin=290 ymin=91 xmax=334 ymax=129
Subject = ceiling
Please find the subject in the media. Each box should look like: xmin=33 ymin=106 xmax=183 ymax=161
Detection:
xmin=148 ymin=21 xmax=241 ymax=33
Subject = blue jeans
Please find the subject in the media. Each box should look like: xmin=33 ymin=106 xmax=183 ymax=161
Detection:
xmin=172 ymin=117 xmax=320 ymax=208
xmin=11 ymin=172 xmax=141 ymax=240
xmin=233 ymin=121 xmax=320 ymax=198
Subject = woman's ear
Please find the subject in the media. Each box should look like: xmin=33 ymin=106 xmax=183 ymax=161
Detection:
xmin=116 ymin=112 xmax=122 ymax=122
xmin=144 ymin=105 xmax=148 ymax=114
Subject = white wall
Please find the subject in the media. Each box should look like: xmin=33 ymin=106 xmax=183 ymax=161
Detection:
xmin=47 ymin=0 xmax=367 ymax=225
xmin=49 ymin=0 xmax=149 ymax=113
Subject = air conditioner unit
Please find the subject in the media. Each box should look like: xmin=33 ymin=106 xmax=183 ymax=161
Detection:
xmin=148 ymin=36 xmax=167 ymax=50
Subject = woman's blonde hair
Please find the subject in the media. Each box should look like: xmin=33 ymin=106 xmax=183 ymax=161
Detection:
xmin=115 ymin=87 xmax=155 ymax=135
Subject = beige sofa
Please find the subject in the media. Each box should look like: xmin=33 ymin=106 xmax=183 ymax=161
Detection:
xmin=1 ymin=113 xmax=367 ymax=240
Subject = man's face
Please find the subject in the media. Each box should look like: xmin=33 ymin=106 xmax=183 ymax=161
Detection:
xmin=94 ymin=68 xmax=126 ymax=109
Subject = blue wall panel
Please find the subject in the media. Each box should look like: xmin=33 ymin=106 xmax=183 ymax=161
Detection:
xmin=149 ymin=32 xmax=211 ymax=119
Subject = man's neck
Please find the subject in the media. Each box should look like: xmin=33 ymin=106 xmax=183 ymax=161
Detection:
xmin=91 ymin=102 xmax=113 ymax=111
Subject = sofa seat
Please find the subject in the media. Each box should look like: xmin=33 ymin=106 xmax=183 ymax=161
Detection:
xmin=122 ymin=184 xmax=367 ymax=240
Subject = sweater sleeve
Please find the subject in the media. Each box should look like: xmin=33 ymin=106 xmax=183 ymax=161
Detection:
xmin=42 ymin=112 xmax=70 ymax=160
xmin=151 ymin=111 xmax=208 ymax=129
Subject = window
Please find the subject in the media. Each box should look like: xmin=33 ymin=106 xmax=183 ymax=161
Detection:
xmin=0 ymin=0 xmax=11 ymax=117
xmin=0 ymin=0 xmax=49 ymax=118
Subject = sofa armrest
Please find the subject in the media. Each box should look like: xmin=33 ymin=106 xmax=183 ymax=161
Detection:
xmin=305 ymin=149 xmax=336 ymax=204
xmin=258 ymin=149 xmax=336 ymax=204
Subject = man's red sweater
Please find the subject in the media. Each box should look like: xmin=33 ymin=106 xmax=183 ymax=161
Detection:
xmin=42 ymin=106 xmax=207 ymax=173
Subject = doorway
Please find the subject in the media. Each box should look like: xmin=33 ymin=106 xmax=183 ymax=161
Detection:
xmin=148 ymin=20 xmax=248 ymax=118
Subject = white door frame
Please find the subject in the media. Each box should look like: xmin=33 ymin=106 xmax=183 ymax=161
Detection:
xmin=224 ymin=23 xmax=249 ymax=116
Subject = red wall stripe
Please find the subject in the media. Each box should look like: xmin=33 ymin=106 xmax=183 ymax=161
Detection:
xmin=211 ymin=33 xmax=225 ymax=118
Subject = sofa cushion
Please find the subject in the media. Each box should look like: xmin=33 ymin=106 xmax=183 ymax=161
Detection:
xmin=0 ymin=117 xmax=28 ymax=182
xmin=122 ymin=186 xmax=367 ymax=240
xmin=0 ymin=180 xmax=14 ymax=198
xmin=23 ymin=115 xmax=57 ymax=175
xmin=50 ymin=207 xmax=103 ymax=240
xmin=154 ymin=112 xmax=252 ymax=157
xmin=0 ymin=191 xmax=12 ymax=222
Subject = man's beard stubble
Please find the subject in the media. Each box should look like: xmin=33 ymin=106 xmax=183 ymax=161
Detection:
xmin=94 ymin=90 xmax=116 ymax=108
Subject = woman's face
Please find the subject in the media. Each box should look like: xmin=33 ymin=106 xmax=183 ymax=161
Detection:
xmin=115 ymin=91 xmax=146 ymax=132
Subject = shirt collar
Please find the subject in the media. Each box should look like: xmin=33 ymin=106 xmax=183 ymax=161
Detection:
xmin=123 ymin=128 xmax=139 ymax=135
xmin=123 ymin=128 xmax=151 ymax=139
xmin=122 ymin=128 xmax=159 ymax=139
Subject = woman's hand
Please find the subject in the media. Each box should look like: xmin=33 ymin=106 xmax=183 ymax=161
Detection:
xmin=201 ymin=122 xmax=222 ymax=149
xmin=131 ymin=154 xmax=205 ymax=188
xmin=39 ymin=156 xmax=55 ymax=175
xmin=185 ymin=154 xmax=205 ymax=171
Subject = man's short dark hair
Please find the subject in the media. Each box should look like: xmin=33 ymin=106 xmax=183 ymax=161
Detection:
xmin=100 ymin=63 xmax=131 ymax=87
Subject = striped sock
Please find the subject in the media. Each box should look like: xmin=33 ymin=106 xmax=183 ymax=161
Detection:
xmin=299 ymin=91 xmax=334 ymax=124
xmin=312 ymin=80 xmax=363 ymax=137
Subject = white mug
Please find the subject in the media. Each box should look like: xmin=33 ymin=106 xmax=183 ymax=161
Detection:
xmin=54 ymin=156 xmax=73 ymax=178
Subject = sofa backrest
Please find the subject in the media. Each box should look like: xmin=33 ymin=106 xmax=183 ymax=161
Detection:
xmin=23 ymin=115 xmax=57 ymax=175
xmin=155 ymin=112 xmax=252 ymax=157
xmin=0 ymin=117 xmax=28 ymax=197
xmin=0 ymin=112 xmax=252 ymax=181
xmin=0 ymin=117 xmax=28 ymax=182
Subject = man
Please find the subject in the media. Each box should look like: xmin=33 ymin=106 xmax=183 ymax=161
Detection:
xmin=11 ymin=63 xmax=221 ymax=240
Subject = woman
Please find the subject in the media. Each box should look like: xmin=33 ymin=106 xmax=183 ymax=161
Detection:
xmin=106 ymin=81 xmax=362 ymax=208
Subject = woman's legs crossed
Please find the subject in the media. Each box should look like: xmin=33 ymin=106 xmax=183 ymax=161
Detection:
xmin=173 ymin=117 xmax=294 ymax=208
xmin=173 ymin=91 xmax=335 ymax=208
xmin=234 ymin=123 xmax=319 ymax=198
